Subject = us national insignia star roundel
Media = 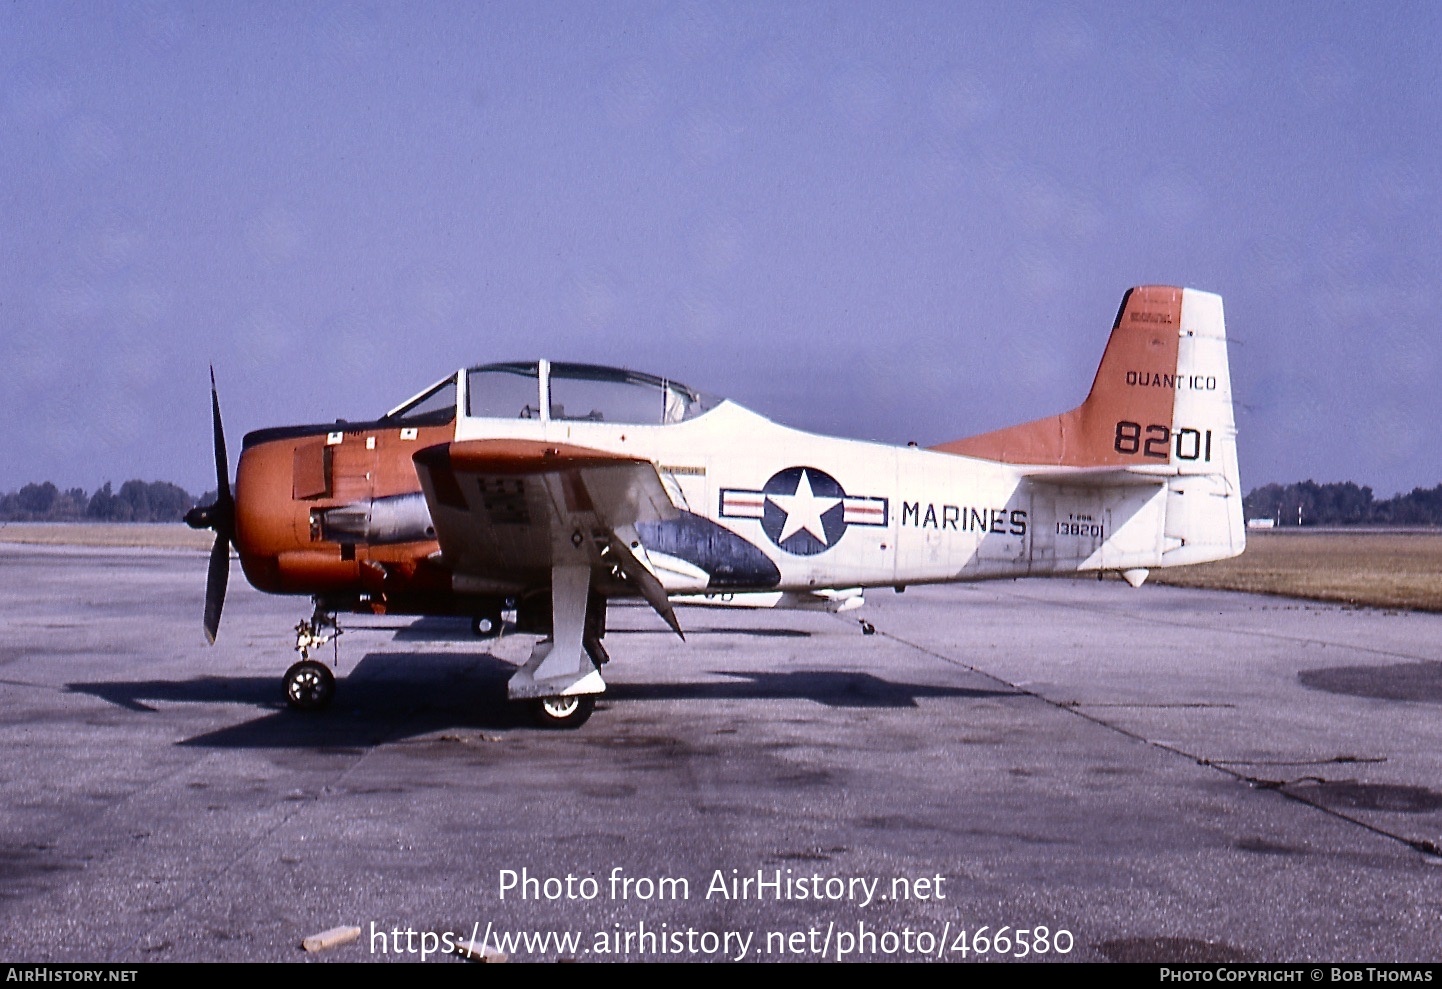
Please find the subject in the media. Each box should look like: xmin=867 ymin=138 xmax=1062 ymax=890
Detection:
xmin=761 ymin=467 xmax=845 ymax=555
xmin=719 ymin=467 xmax=890 ymax=556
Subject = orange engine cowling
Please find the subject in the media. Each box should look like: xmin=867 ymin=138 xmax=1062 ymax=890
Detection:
xmin=232 ymin=421 xmax=451 ymax=601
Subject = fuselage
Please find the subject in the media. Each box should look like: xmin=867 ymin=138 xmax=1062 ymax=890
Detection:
xmin=231 ymin=358 xmax=1237 ymax=616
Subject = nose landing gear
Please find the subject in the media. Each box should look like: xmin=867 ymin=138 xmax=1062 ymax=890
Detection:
xmin=285 ymin=606 xmax=342 ymax=711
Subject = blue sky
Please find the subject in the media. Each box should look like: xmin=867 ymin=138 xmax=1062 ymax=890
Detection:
xmin=3 ymin=2 xmax=1439 ymax=497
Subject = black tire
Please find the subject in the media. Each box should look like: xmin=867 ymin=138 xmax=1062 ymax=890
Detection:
xmin=530 ymin=695 xmax=595 ymax=729
xmin=471 ymin=609 xmax=504 ymax=639
xmin=284 ymin=660 xmax=335 ymax=711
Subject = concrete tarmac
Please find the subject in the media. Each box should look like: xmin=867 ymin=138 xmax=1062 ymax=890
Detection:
xmin=1 ymin=544 xmax=1440 ymax=963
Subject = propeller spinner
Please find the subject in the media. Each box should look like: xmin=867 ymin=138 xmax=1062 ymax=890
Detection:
xmin=184 ymin=367 xmax=235 ymax=643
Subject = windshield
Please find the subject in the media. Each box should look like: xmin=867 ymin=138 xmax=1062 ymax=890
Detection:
xmin=382 ymin=374 xmax=457 ymax=425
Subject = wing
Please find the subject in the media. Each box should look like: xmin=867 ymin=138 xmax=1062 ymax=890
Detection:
xmin=412 ymin=439 xmax=684 ymax=635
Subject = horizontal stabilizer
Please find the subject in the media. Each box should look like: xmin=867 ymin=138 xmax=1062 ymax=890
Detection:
xmin=1021 ymin=467 xmax=1169 ymax=489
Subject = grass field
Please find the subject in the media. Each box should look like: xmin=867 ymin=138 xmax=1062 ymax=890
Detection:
xmin=0 ymin=522 xmax=211 ymax=550
xmin=1152 ymin=530 xmax=1442 ymax=613
xmin=3 ymin=524 xmax=1440 ymax=613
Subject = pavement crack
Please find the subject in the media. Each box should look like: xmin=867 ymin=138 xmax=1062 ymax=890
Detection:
xmin=856 ymin=615 xmax=1442 ymax=863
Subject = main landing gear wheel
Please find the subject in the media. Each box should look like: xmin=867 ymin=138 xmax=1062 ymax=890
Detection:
xmin=284 ymin=660 xmax=335 ymax=711
xmin=530 ymin=695 xmax=595 ymax=729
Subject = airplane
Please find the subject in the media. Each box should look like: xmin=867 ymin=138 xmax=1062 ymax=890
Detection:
xmin=186 ymin=285 xmax=1244 ymax=728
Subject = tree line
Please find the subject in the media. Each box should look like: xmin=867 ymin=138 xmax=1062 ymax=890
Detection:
xmin=1244 ymin=481 xmax=1442 ymax=526
xmin=0 ymin=480 xmax=209 ymax=523
xmin=3 ymin=477 xmax=1441 ymax=527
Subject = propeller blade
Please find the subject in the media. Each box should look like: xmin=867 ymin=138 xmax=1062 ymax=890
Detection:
xmin=209 ymin=365 xmax=234 ymax=526
xmin=203 ymin=532 xmax=230 ymax=644
xmin=198 ymin=366 xmax=236 ymax=643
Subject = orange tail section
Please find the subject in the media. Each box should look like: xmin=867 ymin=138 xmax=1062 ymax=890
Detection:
xmin=933 ymin=286 xmax=1185 ymax=467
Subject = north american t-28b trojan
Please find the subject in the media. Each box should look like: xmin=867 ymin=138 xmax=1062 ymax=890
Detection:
xmin=187 ymin=286 xmax=1244 ymax=727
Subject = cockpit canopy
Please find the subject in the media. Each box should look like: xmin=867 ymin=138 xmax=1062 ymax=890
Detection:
xmin=382 ymin=361 xmax=721 ymax=426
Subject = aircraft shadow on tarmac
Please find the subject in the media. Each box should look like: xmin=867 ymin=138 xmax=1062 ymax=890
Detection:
xmin=611 ymin=625 xmax=814 ymax=637
xmin=606 ymin=671 xmax=1011 ymax=707
xmin=383 ymin=617 xmax=815 ymax=641
xmin=67 ymin=650 xmax=1017 ymax=748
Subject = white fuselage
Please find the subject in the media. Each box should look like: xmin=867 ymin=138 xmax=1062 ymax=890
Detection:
xmin=452 ymin=398 xmax=1227 ymax=595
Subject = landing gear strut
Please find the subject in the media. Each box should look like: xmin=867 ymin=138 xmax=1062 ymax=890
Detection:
xmin=286 ymin=605 xmax=341 ymax=711
xmin=508 ymin=566 xmax=607 ymax=703
xmin=295 ymin=608 xmax=341 ymax=660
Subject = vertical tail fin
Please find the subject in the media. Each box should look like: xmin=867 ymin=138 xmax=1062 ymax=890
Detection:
xmin=937 ymin=286 xmax=1197 ymax=466
xmin=936 ymin=285 xmax=1244 ymax=565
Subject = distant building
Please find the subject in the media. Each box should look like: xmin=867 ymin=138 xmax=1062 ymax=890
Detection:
xmin=1246 ymin=518 xmax=1276 ymax=530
